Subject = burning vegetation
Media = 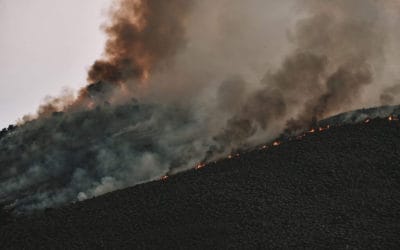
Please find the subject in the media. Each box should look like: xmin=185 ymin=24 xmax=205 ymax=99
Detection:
xmin=3 ymin=112 xmax=400 ymax=249
xmin=1 ymin=0 xmax=400 ymax=212
xmin=160 ymin=113 xmax=400 ymax=181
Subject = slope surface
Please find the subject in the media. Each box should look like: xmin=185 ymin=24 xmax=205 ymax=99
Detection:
xmin=1 ymin=118 xmax=400 ymax=249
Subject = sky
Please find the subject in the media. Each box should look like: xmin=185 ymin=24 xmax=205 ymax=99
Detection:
xmin=0 ymin=0 xmax=110 ymax=128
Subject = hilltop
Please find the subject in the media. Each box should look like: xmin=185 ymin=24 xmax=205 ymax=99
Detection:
xmin=1 ymin=116 xmax=400 ymax=248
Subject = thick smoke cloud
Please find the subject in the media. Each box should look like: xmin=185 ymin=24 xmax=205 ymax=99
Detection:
xmin=1 ymin=0 xmax=399 ymax=212
xmin=88 ymin=0 xmax=194 ymax=83
xmin=218 ymin=0 xmax=388 ymax=141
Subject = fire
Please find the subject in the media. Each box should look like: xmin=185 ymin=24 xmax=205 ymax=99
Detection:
xmin=159 ymin=113 xmax=391 ymax=185
xmin=195 ymin=163 xmax=205 ymax=170
xmin=318 ymin=125 xmax=330 ymax=132
xmin=159 ymin=112 xmax=395 ymax=185
xmin=160 ymin=114 xmax=391 ymax=185
xmin=273 ymin=141 xmax=281 ymax=146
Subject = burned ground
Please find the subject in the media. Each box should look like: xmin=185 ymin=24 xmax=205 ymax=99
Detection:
xmin=1 ymin=117 xmax=400 ymax=249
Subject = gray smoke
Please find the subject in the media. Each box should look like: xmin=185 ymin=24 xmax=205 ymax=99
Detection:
xmin=217 ymin=0 xmax=389 ymax=143
xmin=0 ymin=103 xmax=211 ymax=211
xmin=1 ymin=0 xmax=399 ymax=212
xmin=380 ymin=82 xmax=400 ymax=105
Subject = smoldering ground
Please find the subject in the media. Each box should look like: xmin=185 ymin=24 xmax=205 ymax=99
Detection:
xmin=1 ymin=0 xmax=400 ymax=212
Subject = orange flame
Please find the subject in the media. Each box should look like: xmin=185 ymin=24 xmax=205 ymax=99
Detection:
xmin=195 ymin=163 xmax=205 ymax=170
xmin=318 ymin=125 xmax=330 ymax=132
xmin=161 ymin=112 xmax=396 ymax=183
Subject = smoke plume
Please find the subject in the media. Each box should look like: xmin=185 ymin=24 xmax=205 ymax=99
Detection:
xmin=88 ymin=0 xmax=193 ymax=82
xmin=1 ymin=0 xmax=399 ymax=212
xmin=380 ymin=82 xmax=400 ymax=105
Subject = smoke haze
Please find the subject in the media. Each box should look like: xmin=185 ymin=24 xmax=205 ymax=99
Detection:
xmin=1 ymin=0 xmax=400 ymax=212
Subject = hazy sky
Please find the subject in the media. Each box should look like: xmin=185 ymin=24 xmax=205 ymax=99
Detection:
xmin=0 ymin=0 xmax=110 ymax=128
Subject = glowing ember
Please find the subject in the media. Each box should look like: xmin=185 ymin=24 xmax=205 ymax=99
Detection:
xmin=262 ymin=145 xmax=268 ymax=149
xmin=388 ymin=115 xmax=398 ymax=121
xmin=318 ymin=125 xmax=330 ymax=132
xmin=273 ymin=141 xmax=280 ymax=146
xmin=228 ymin=155 xmax=233 ymax=159
xmin=364 ymin=118 xmax=371 ymax=124
xmin=309 ymin=128 xmax=316 ymax=133
xmin=161 ymin=175 xmax=169 ymax=181
xmin=195 ymin=163 xmax=205 ymax=170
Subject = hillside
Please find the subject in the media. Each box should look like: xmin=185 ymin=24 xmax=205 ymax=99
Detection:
xmin=1 ymin=117 xmax=400 ymax=249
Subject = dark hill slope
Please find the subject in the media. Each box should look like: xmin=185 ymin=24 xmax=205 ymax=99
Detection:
xmin=1 ymin=118 xmax=400 ymax=249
